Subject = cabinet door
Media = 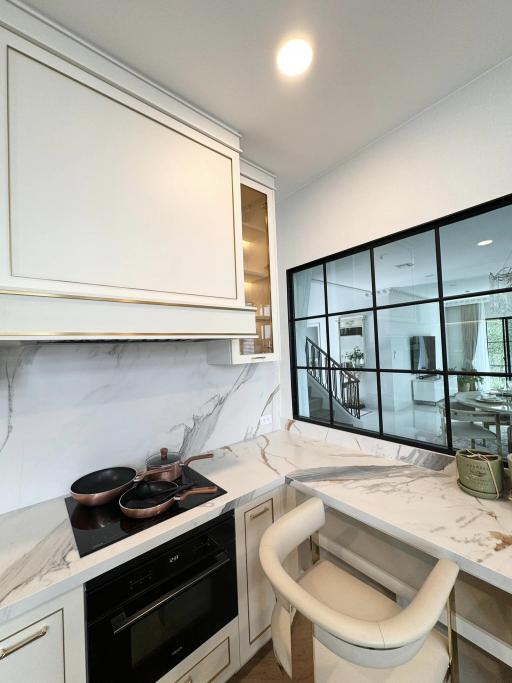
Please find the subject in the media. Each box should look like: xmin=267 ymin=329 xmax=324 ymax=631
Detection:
xmin=173 ymin=637 xmax=230 ymax=683
xmin=243 ymin=499 xmax=276 ymax=651
xmin=0 ymin=30 xmax=243 ymax=308
xmin=0 ymin=611 xmax=64 ymax=683
xmin=206 ymin=171 xmax=280 ymax=364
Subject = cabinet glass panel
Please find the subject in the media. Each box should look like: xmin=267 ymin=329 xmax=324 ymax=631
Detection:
xmin=377 ymin=302 xmax=442 ymax=372
xmin=295 ymin=317 xmax=327 ymax=367
xmin=292 ymin=265 xmax=325 ymax=318
xmin=449 ymin=375 xmax=512 ymax=459
xmin=440 ymin=203 xmax=512 ymax=297
xmin=332 ymin=370 xmax=379 ymax=432
xmin=296 ymin=369 xmax=330 ymax=423
xmin=380 ymin=372 xmax=446 ymax=446
xmin=326 ymin=251 xmax=372 ymax=313
xmin=328 ymin=312 xmax=375 ymax=368
xmin=240 ymin=184 xmax=273 ymax=356
xmin=445 ymin=292 xmax=512 ymax=372
xmin=374 ymin=231 xmax=438 ymax=306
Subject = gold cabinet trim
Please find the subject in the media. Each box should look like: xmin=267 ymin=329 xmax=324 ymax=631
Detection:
xmin=0 ymin=288 xmax=256 ymax=312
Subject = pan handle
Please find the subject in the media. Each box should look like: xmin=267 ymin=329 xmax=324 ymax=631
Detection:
xmin=176 ymin=486 xmax=218 ymax=502
xmin=181 ymin=453 xmax=214 ymax=466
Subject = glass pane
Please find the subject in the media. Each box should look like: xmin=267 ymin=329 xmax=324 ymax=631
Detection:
xmin=445 ymin=292 xmax=512 ymax=372
xmin=328 ymin=312 xmax=375 ymax=368
xmin=440 ymin=203 xmax=512 ymax=297
xmin=378 ymin=302 xmax=442 ymax=372
xmin=295 ymin=318 xmax=327 ymax=366
xmin=448 ymin=376 xmax=512 ymax=458
xmin=296 ymin=369 xmax=330 ymax=423
xmin=374 ymin=231 xmax=438 ymax=306
xmin=332 ymin=370 xmax=379 ymax=432
xmin=240 ymin=184 xmax=273 ymax=355
xmin=380 ymin=372 xmax=446 ymax=446
xmin=293 ymin=265 xmax=325 ymax=318
xmin=326 ymin=251 xmax=372 ymax=313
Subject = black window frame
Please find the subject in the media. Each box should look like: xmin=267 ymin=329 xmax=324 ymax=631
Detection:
xmin=287 ymin=191 xmax=512 ymax=456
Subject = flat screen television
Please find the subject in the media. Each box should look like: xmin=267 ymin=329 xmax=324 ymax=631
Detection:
xmin=410 ymin=336 xmax=436 ymax=371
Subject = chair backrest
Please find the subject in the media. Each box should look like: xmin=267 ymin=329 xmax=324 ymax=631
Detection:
xmin=260 ymin=497 xmax=459 ymax=669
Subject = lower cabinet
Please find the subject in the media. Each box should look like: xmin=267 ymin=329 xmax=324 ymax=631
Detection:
xmin=0 ymin=611 xmax=64 ymax=683
xmin=0 ymin=586 xmax=86 ymax=683
xmin=159 ymin=619 xmax=240 ymax=683
xmin=235 ymin=487 xmax=285 ymax=666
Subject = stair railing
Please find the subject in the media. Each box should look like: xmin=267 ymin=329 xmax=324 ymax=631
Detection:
xmin=305 ymin=336 xmax=361 ymax=419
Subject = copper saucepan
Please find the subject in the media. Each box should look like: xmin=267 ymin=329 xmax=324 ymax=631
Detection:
xmin=145 ymin=448 xmax=213 ymax=482
xmin=119 ymin=482 xmax=218 ymax=519
xmin=70 ymin=466 xmax=174 ymax=507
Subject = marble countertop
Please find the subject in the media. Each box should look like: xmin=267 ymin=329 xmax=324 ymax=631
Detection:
xmin=1 ymin=425 xmax=512 ymax=625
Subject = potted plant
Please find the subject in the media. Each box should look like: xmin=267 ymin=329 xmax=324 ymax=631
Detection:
xmin=345 ymin=347 xmax=365 ymax=368
xmin=457 ymin=367 xmax=484 ymax=393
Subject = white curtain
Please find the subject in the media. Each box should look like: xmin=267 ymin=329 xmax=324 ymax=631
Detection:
xmin=445 ymin=302 xmax=489 ymax=371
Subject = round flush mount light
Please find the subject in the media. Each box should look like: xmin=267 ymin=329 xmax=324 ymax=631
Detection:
xmin=277 ymin=39 xmax=313 ymax=77
xmin=477 ymin=239 xmax=493 ymax=246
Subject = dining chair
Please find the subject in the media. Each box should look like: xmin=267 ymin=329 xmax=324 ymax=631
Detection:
xmin=437 ymin=400 xmax=497 ymax=450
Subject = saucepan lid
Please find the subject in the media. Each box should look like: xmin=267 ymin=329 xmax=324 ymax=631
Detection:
xmin=145 ymin=447 xmax=181 ymax=470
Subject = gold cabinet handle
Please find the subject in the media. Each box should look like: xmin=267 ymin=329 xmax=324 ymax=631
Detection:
xmin=249 ymin=506 xmax=270 ymax=520
xmin=0 ymin=625 xmax=49 ymax=659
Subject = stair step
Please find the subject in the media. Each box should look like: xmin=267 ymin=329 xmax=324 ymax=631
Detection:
xmin=310 ymin=408 xmax=330 ymax=421
xmin=308 ymin=397 xmax=323 ymax=411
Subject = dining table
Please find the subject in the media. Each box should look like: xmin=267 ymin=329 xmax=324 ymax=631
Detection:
xmin=455 ymin=390 xmax=512 ymax=455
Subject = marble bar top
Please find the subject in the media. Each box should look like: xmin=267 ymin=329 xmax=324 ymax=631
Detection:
xmin=1 ymin=426 xmax=512 ymax=626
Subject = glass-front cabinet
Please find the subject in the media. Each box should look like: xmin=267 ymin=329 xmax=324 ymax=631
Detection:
xmin=208 ymin=163 xmax=279 ymax=364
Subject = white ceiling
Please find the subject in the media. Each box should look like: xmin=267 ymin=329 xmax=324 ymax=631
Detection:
xmin=17 ymin=0 xmax=512 ymax=197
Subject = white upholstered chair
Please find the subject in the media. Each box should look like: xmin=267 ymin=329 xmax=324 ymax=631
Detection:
xmin=259 ymin=497 xmax=459 ymax=682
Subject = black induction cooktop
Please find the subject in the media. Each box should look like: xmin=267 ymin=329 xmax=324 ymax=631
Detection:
xmin=65 ymin=466 xmax=226 ymax=557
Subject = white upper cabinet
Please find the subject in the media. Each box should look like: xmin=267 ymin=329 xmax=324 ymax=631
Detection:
xmin=0 ymin=11 xmax=254 ymax=339
xmin=208 ymin=161 xmax=280 ymax=363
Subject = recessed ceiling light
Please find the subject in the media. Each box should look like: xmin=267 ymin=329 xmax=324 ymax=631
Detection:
xmin=477 ymin=239 xmax=493 ymax=246
xmin=277 ymin=39 xmax=313 ymax=77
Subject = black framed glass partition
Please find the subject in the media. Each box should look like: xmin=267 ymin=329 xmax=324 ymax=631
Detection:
xmin=287 ymin=193 xmax=512 ymax=459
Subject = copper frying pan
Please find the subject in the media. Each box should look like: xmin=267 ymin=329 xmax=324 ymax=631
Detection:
xmin=119 ymin=482 xmax=218 ymax=519
xmin=70 ymin=466 xmax=173 ymax=507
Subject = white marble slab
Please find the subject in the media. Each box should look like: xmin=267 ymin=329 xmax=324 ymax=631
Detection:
xmin=1 ymin=428 xmax=512 ymax=628
xmin=283 ymin=418 xmax=455 ymax=472
xmin=0 ymin=341 xmax=280 ymax=513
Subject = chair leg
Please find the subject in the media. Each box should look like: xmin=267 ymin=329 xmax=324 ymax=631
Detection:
xmin=290 ymin=609 xmax=315 ymax=683
xmin=310 ymin=531 xmax=320 ymax=565
xmin=446 ymin=589 xmax=459 ymax=683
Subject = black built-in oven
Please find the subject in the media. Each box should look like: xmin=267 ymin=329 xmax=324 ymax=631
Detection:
xmin=86 ymin=512 xmax=237 ymax=683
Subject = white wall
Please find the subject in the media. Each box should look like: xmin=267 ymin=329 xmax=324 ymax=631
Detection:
xmin=278 ymin=55 xmax=512 ymax=421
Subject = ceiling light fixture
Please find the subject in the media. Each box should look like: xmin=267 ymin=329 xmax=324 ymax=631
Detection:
xmin=478 ymin=239 xmax=493 ymax=246
xmin=277 ymin=39 xmax=313 ymax=77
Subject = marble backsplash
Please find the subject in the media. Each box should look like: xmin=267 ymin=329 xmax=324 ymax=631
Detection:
xmin=283 ymin=418 xmax=455 ymax=472
xmin=0 ymin=341 xmax=280 ymax=514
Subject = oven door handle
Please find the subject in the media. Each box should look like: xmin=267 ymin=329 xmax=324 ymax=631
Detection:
xmin=111 ymin=552 xmax=231 ymax=635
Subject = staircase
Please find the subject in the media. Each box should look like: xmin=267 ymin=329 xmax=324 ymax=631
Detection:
xmin=305 ymin=336 xmax=362 ymax=423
